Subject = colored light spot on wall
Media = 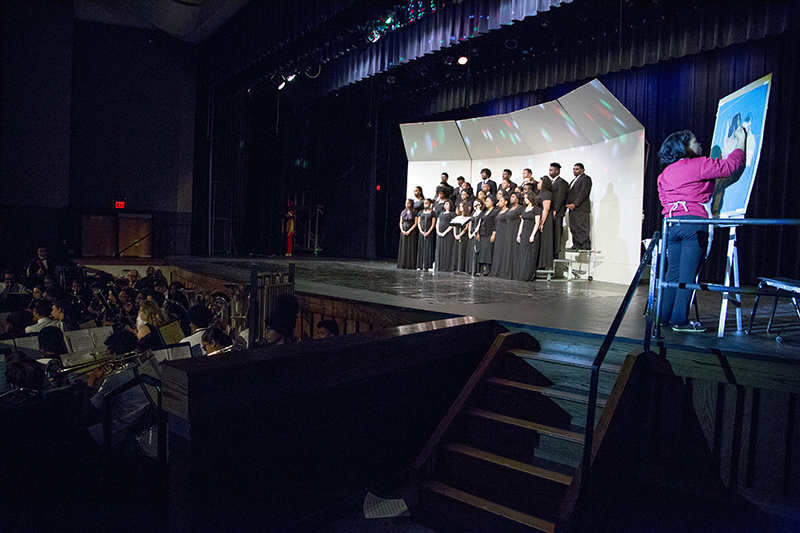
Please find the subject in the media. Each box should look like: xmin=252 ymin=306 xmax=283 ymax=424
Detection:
xmin=599 ymin=108 xmax=612 ymax=120
xmin=482 ymin=129 xmax=488 ymax=139
xmin=615 ymin=116 xmax=627 ymax=128
xmin=432 ymin=140 xmax=437 ymax=148
xmin=410 ymin=147 xmax=415 ymax=157
xmin=567 ymin=124 xmax=578 ymax=137
xmin=413 ymin=142 xmax=418 ymax=149
xmin=600 ymin=99 xmax=613 ymax=110
xmin=510 ymin=136 xmax=516 ymax=145
xmin=500 ymin=130 xmax=506 ymax=138
xmin=541 ymin=129 xmax=552 ymax=141
xmin=505 ymin=119 xmax=512 ymax=128
xmin=425 ymin=133 xmax=433 ymax=152
xmin=464 ymin=137 xmax=471 ymax=146
xmin=514 ymin=133 xmax=522 ymax=142
xmin=487 ymin=130 xmax=494 ymax=140
xmin=599 ymin=128 xmax=609 ymax=138
xmin=496 ymin=146 xmax=501 ymax=155
xmin=585 ymin=112 xmax=594 ymax=121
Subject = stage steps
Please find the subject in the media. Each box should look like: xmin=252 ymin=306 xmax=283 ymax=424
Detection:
xmin=413 ymin=331 xmax=624 ymax=532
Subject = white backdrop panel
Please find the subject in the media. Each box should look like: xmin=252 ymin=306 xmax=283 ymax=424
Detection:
xmin=456 ymin=115 xmax=531 ymax=160
xmin=563 ymin=135 xmax=644 ymax=285
xmin=510 ymin=103 xmax=590 ymax=154
xmin=559 ymin=79 xmax=644 ymax=145
xmin=405 ymin=160 xmax=472 ymax=201
xmin=399 ymin=121 xmax=470 ymax=161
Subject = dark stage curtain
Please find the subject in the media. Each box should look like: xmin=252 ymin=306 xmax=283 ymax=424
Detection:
xmin=317 ymin=0 xmax=571 ymax=94
xmin=195 ymin=0 xmax=800 ymax=283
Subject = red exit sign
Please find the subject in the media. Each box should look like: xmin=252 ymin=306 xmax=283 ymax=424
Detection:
xmin=115 ymin=201 xmax=126 ymax=209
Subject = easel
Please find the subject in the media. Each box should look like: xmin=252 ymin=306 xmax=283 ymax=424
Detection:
xmin=716 ymin=221 xmax=743 ymax=338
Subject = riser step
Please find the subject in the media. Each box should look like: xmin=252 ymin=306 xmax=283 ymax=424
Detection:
xmin=466 ymin=409 xmax=585 ymax=469
xmin=420 ymin=480 xmax=556 ymax=533
xmin=502 ymin=351 xmax=619 ymax=397
xmin=483 ymin=378 xmax=605 ymax=429
xmin=435 ymin=443 xmax=571 ymax=519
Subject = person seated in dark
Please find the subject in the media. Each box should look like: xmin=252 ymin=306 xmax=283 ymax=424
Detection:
xmin=265 ymin=293 xmax=300 ymax=345
xmin=5 ymin=351 xmax=47 ymax=392
xmin=38 ymin=324 xmax=68 ymax=357
xmin=135 ymin=300 xmax=166 ymax=353
xmin=165 ymin=282 xmax=190 ymax=334
xmin=0 ymin=269 xmax=30 ymax=309
xmin=86 ymin=329 xmax=153 ymax=448
xmin=44 ymin=285 xmax=68 ymax=304
xmin=26 ymin=246 xmax=53 ymax=288
xmin=0 ymin=310 xmax=34 ymax=340
xmin=137 ymin=266 xmax=156 ymax=291
xmin=27 ymin=285 xmax=45 ymax=311
xmin=201 ymin=327 xmax=233 ymax=355
xmin=51 ymin=300 xmax=80 ymax=332
xmin=25 ymin=299 xmax=57 ymax=334
xmin=180 ymin=304 xmax=213 ymax=357
xmin=316 ymin=319 xmax=339 ymax=338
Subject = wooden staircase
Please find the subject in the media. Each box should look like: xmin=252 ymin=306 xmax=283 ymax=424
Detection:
xmin=413 ymin=331 xmax=635 ymax=532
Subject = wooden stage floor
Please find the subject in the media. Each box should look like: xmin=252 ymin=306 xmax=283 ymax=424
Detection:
xmin=168 ymin=255 xmax=800 ymax=362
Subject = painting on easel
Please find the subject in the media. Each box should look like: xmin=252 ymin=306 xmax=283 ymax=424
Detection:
xmin=709 ymin=74 xmax=772 ymax=218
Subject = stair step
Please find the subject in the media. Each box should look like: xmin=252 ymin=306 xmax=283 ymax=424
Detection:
xmin=484 ymin=377 xmax=606 ymax=429
xmin=502 ymin=350 xmax=620 ymax=396
xmin=507 ymin=349 xmax=623 ymax=374
xmin=421 ymin=480 xmax=556 ymax=533
xmin=466 ymin=408 xmax=584 ymax=468
xmin=436 ymin=442 xmax=572 ymax=518
xmin=444 ymin=443 xmax=573 ymax=485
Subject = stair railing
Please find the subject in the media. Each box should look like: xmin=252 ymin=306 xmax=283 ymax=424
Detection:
xmin=583 ymin=232 xmax=661 ymax=470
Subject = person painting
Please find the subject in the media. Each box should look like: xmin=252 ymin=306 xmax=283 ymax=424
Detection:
xmin=657 ymin=126 xmax=746 ymax=332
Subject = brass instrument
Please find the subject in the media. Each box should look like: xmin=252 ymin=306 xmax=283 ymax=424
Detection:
xmin=205 ymin=344 xmax=244 ymax=357
xmin=45 ymin=350 xmax=143 ymax=387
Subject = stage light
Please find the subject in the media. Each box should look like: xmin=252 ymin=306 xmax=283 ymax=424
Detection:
xmin=286 ymin=74 xmax=296 ymax=82
xmin=278 ymin=80 xmax=286 ymax=90
xmin=457 ymin=56 xmax=468 ymax=65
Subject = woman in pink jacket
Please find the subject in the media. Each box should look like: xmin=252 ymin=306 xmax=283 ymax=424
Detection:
xmin=656 ymin=127 xmax=746 ymax=332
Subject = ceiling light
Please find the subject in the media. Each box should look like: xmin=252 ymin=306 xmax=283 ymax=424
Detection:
xmin=457 ymin=56 xmax=468 ymax=65
xmin=286 ymin=74 xmax=296 ymax=82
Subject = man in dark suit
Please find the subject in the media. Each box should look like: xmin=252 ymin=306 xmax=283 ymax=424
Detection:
xmin=478 ymin=168 xmax=497 ymax=196
xmin=565 ymin=163 xmax=592 ymax=251
xmin=549 ymin=162 xmax=569 ymax=256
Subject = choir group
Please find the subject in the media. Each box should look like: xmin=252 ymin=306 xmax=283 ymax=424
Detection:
xmin=397 ymin=162 xmax=592 ymax=281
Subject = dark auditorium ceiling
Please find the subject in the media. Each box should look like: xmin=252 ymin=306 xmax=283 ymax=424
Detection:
xmin=73 ymin=0 xmax=251 ymax=43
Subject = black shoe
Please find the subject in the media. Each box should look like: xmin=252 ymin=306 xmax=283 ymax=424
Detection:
xmin=672 ymin=322 xmax=707 ymax=333
xmin=565 ymin=246 xmax=579 ymax=252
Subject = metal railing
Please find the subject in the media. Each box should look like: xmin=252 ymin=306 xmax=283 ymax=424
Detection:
xmin=654 ymin=217 xmax=800 ymax=338
xmin=583 ymin=217 xmax=800 ymax=472
xmin=583 ymin=232 xmax=660 ymax=470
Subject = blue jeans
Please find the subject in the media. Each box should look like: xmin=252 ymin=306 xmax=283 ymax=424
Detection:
xmin=661 ymin=216 xmax=708 ymax=326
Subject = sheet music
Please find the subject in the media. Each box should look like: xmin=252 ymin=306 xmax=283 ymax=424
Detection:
xmin=159 ymin=321 xmax=186 ymax=345
xmin=90 ymin=326 xmax=114 ymax=350
xmin=64 ymin=330 xmax=95 ymax=354
xmin=0 ymin=337 xmax=40 ymax=359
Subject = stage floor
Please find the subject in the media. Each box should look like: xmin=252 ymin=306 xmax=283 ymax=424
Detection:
xmin=168 ymin=255 xmax=800 ymax=361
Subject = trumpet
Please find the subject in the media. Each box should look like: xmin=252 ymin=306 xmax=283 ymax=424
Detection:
xmin=45 ymin=350 xmax=143 ymax=387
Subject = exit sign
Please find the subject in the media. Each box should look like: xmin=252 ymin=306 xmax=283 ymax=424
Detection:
xmin=115 ymin=201 xmax=126 ymax=209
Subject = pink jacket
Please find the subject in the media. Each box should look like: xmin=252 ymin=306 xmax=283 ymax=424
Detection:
xmin=658 ymin=148 xmax=745 ymax=218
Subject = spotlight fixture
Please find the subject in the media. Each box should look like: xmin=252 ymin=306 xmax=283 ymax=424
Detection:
xmin=278 ymin=75 xmax=287 ymax=90
xmin=457 ymin=56 xmax=468 ymax=65
xmin=286 ymin=74 xmax=296 ymax=82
